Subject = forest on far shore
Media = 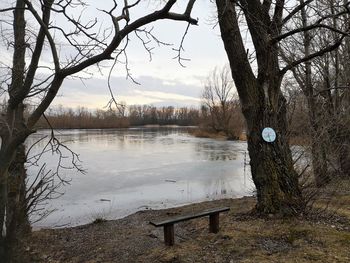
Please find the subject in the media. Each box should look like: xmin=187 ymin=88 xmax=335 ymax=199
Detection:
xmin=19 ymin=88 xmax=311 ymax=144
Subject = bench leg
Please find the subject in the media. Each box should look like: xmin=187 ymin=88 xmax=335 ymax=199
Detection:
xmin=209 ymin=213 xmax=219 ymax=233
xmin=164 ymin=224 xmax=175 ymax=246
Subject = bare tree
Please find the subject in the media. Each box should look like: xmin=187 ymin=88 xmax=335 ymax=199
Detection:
xmin=215 ymin=0 xmax=349 ymax=215
xmin=291 ymin=0 xmax=331 ymax=186
xmin=0 ymin=0 xmax=198 ymax=260
xmin=283 ymin=0 xmax=350 ymax=185
xmin=201 ymin=66 xmax=238 ymax=137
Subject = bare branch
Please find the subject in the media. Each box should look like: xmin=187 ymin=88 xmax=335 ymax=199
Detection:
xmin=281 ymin=36 xmax=345 ymax=75
xmin=23 ymin=0 xmax=60 ymax=72
xmin=172 ymin=23 xmax=191 ymax=67
xmin=282 ymin=0 xmax=314 ymax=25
xmin=60 ymin=0 xmax=198 ymax=77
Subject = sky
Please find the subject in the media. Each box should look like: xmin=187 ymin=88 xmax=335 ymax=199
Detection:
xmin=44 ymin=1 xmax=230 ymax=109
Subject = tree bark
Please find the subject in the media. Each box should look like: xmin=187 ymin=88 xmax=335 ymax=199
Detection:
xmin=0 ymin=1 xmax=26 ymax=260
xmin=7 ymin=143 xmax=31 ymax=237
xmin=0 ymin=168 xmax=8 ymax=260
xmin=245 ymin=86 xmax=303 ymax=214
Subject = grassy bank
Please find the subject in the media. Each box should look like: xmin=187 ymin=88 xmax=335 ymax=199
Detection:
xmin=21 ymin=179 xmax=350 ymax=263
xmin=189 ymin=128 xmax=246 ymax=141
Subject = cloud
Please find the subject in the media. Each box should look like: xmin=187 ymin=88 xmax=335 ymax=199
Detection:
xmin=132 ymin=89 xmax=200 ymax=105
xmin=52 ymin=74 xmax=203 ymax=109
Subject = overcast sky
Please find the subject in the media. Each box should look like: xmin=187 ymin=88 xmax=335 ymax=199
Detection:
xmin=47 ymin=1 xmax=229 ymax=109
xmin=0 ymin=1 xmax=230 ymax=109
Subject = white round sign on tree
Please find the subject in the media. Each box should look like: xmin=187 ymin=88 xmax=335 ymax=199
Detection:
xmin=262 ymin=127 xmax=276 ymax=143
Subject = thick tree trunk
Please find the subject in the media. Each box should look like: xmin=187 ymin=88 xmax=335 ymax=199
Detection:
xmin=245 ymin=89 xmax=303 ymax=214
xmin=215 ymin=0 xmax=304 ymax=215
xmin=0 ymin=1 xmax=27 ymax=260
xmin=6 ymin=144 xmax=31 ymax=250
xmin=11 ymin=145 xmax=30 ymax=234
xmin=0 ymin=148 xmax=17 ymax=262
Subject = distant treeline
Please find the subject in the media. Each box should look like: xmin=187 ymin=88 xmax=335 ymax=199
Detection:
xmin=34 ymin=105 xmax=202 ymax=129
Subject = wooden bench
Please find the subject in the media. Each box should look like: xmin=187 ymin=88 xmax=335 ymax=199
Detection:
xmin=150 ymin=207 xmax=230 ymax=246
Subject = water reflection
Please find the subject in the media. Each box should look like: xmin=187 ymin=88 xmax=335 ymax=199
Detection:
xmin=194 ymin=141 xmax=240 ymax=161
xmin=26 ymin=127 xmax=253 ymax=228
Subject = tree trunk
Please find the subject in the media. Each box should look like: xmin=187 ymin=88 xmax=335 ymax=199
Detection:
xmin=311 ymin=138 xmax=329 ymax=185
xmin=336 ymin=124 xmax=350 ymax=177
xmin=245 ymin=88 xmax=303 ymax=214
xmin=6 ymin=144 xmax=31 ymax=247
xmin=215 ymin=0 xmax=304 ymax=215
xmin=0 ymin=147 xmax=18 ymax=262
xmin=338 ymin=0 xmax=350 ymax=177
xmin=0 ymin=168 xmax=8 ymax=260
xmin=301 ymin=0 xmax=329 ymax=186
xmin=1 ymin=0 xmax=26 ymax=259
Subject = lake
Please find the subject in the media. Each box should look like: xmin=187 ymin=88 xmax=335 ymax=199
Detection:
xmin=26 ymin=127 xmax=253 ymax=228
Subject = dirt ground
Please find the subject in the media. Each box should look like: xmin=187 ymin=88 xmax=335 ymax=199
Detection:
xmin=22 ymin=181 xmax=350 ymax=263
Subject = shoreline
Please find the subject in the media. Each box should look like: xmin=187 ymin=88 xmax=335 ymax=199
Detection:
xmin=31 ymin=194 xmax=254 ymax=231
xmin=24 ymin=187 xmax=350 ymax=262
xmin=25 ymin=197 xmax=256 ymax=262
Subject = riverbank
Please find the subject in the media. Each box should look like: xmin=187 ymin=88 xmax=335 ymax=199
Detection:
xmin=188 ymin=128 xmax=246 ymax=141
xmin=23 ymin=179 xmax=350 ymax=263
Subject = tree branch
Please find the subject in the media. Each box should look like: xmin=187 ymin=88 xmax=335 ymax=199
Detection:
xmin=272 ymin=23 xmax=349 ymax=44
xmin=60 ymin=0 xmax=198 ymax=77
xmin=23 ymin=0 xmax=60 ymax=71
xmin=282 ymin=0 xmax=314 ymax=25
xmin=281 ymin=36 xmax=345 ymax=75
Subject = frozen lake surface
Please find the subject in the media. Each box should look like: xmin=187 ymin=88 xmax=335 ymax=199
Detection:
xmin=26 ymin=127 xmax=253 ymax=228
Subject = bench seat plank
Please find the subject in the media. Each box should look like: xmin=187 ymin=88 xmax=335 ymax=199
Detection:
xmin=150 ymin=207 xmax=230 ymax=227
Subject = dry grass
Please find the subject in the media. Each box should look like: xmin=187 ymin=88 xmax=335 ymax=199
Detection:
xmin=188 ymin=128 xmax=246 ymax=141
xmin=289 ymin=136 xmax=310 ymax=146
xmin=143 ymin=214 xmax=350 ymax=263
xmin=188 ymin=129 xmax=228 ymax=139
xmin=25 ymin=181 xmax=350 ymax=263
xmin=142 ymin=183 xmax=350 ymax=263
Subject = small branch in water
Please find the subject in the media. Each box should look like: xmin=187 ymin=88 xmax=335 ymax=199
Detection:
xmin=165 ymin=179 xmax=177 ymax=183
